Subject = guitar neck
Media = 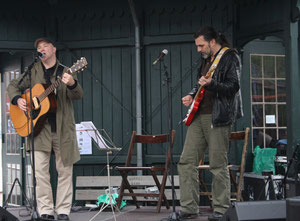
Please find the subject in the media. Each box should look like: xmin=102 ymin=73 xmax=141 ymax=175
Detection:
xmin=38 ymin=77 xmax=62 ymax=102
xmin=35 ymin=57 xmax=87 ymax=103
xmin=194 ymin=66 xmax=215 ymax=99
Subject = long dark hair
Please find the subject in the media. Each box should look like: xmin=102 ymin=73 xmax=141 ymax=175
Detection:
xmin=194 ymin=26 xmax=231 ymax=48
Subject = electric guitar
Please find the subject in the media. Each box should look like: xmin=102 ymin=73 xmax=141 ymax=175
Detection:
xmin=183 ymin=68 xmax=215 ymax=126
xmin=183 ymin=47 xmax=229 ymax=126
xmin=10 ymin=57 xmax=88 ymax=137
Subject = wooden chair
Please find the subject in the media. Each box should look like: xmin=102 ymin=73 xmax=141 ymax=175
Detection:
xmin=115 ymin=130 xmax=175 ymax=213
xmin=198 ymin=127 xmax=250 ymax=205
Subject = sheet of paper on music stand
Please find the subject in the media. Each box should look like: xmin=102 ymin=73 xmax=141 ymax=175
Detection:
xmin=76 ymin=123 xmax=92 ymax=155
xmin=80 ymin=121 xmax=111 ymax=149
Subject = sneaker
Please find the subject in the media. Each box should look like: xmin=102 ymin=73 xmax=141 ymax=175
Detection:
xmin=40 ymin=214 xmax=55 ymax=220
xmin=208 ymin=211 xmax=223 ymax=221
xmin=178 ymin=210 xmax=199 ymax=219
xmin=57 ymin=214 xmax=70 ymax=220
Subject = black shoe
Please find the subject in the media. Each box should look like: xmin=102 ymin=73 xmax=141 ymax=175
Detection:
xmin=40 ymin=214 xmax=55 ymax=220
xmin=57 ymin=214 xmax=70 ymax=220
xmin=178 ymin=210 xmax=199 ymax=219
xmin=208 ymin=211 xmax=223 ymax=221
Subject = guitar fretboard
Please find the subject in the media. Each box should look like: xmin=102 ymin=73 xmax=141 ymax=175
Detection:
xmin=35 ymin=57 xmax=87 ymax=104
xmin=38 ymin=78 xmax=61 ymax=102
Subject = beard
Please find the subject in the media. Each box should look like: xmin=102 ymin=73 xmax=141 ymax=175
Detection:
xmin=201 ymin=45 xmax=212 ymax=59
xmin=201 ymin=53 xmax=209 ymax=59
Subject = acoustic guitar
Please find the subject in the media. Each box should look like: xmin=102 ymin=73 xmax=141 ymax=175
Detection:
xmin=10 ymin=57 xmax=88 ymax=137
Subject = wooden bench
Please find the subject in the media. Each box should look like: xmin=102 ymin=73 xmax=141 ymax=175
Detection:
xmin=75 ymin=175 xmax=180 ymax=203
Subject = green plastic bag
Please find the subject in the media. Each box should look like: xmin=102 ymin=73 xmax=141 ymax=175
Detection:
xmin=252 ymin=146 xmax=277 ymax=175
xmin=96 ymin=193 xmax=126 ymax=209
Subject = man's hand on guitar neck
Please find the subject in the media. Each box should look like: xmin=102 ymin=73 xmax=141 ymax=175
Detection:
xmin=182 ymin=95 xmax=193 ymax=107
xmin=198 ymin=76 xmax=212 ymax=87
xmin=17 ymin=98 xmax=27 ymax=112
xmin=61 ymin=72 xmax=75 ymax=86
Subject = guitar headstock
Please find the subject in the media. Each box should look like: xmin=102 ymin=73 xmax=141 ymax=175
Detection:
xmin=69 ymin=57 xmax=88 ymax=74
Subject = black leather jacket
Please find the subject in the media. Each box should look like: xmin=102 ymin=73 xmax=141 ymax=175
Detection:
xmin=188 ymin=49 xmax=243 ymax=127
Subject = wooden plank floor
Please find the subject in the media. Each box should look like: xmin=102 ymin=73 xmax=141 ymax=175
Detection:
xmin=7 ymin=205 xmax=213 ymax=221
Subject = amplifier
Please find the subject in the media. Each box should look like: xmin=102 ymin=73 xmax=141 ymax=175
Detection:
xmin=286 ymin=178 xmax=300 ymax=198
xmin=242 ymin=172 xmax=283 ymax=201
xmin=286 ymin=196 xmax=300 ymax=221
xmin=0 ymin=207 xmax=19 ymax=221
xmin=221 ymin=200 xmax=286 ymax=221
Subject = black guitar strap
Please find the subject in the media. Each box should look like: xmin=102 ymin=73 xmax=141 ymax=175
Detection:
xmin=56 ymin=64 xmax=65 ymax=79
xmin=48 ymin=64 xmax=65 ymax=133
xmin=53 ymin=64 xmax=65 ymax=95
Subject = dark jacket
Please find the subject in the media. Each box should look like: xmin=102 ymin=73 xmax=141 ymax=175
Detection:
xmin=188 ymin=49 xmax=243 ymax=127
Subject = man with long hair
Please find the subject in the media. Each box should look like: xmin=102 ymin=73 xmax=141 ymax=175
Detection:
xmin=178 ymin=26 xmax=243 ymax=221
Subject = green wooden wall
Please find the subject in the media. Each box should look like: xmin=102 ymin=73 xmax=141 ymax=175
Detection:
xmin=0 ymin=0 xmax=236 ymax=186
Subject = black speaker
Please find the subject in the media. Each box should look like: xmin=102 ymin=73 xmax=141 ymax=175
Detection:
xmin=221 ymin=200 xmax=286 ymax=221
xmin=287 ymin=196 xmax=300 ymax=221
xmin=0 ymin=207 xmax=19 ymax=221
xmin=286 ymin=178 xmax=300 ymax=198
xmin=242 ymin=173 xmax=283 ymax=200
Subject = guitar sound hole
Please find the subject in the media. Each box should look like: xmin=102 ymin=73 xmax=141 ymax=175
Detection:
xmin=32 ymin=108 xmax=41 ymax=120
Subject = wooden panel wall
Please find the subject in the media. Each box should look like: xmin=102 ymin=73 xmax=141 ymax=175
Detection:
xmin=141 ymin=0 xmax=234 ymax=162
xmin=0 ymin=0 xmax=246 ymax=178
xmin=235 ymin=0 xmax=287 ymax=47
xmin=1 ymin=0 xmax=294 ymax=207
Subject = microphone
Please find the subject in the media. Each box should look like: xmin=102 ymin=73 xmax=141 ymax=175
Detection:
xmin=37 ymin=52 xmax=45 ymax=59
xmin=152 ymin=49 xmax=168 ymax=65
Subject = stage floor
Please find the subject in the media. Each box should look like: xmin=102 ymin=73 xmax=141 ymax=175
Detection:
xmin=7 ymin=205 xmax=213 ymax=221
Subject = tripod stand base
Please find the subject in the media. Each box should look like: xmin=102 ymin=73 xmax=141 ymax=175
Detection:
xmin=166 ymin=211 xmax=181 ymax=221
xmin=89 ymin=200 xmax=121 ymax=221
xmin=89 ymin=151 xmax=122 ymax=221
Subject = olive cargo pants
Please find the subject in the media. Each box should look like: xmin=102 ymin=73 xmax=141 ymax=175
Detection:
xmin=178 ymin=114 xmax=231 ymax=214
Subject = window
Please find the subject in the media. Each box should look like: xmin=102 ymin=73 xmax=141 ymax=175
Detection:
xmin=250 ymin=54 xmax=287 ymax=150
xmin=6 ymin=71 xmax=22 ymax=155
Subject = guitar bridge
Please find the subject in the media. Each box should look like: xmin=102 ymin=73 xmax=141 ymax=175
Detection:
xmin=32 ymin=97 xmax=40 ymax=110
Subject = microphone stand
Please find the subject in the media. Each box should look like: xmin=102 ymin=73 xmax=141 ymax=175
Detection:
xmin=20 ymin=55 xmax=44 ymax=221
xmin=28 ymin=60 xmax=40 ymax=221
xmin=18 ymin=57 xmax=38 ymax=86
xmin=160 ymin=59 xmax=181 ymax=221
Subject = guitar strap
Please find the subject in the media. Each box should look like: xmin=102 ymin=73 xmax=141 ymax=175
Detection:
xmin=56 ymin=64 xmax=65 ymax=78
xmin=54 ymin=64 xmax=65 ymax=95
xmin=206 ymin=47 xmax=229 ymax=77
